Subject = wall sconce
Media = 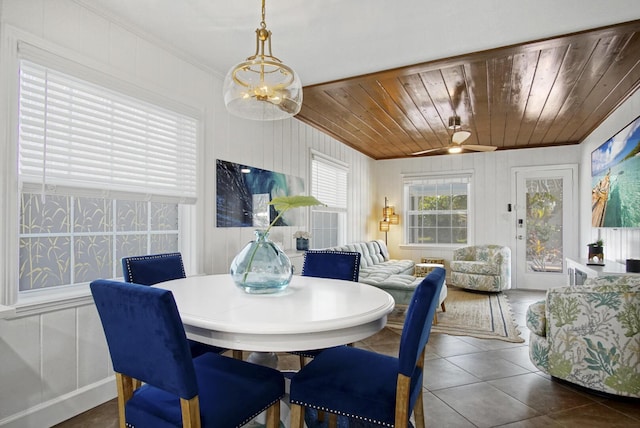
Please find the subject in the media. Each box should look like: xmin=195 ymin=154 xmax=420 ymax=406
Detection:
xmin=379 ymin=196 xmax=399 ymax=244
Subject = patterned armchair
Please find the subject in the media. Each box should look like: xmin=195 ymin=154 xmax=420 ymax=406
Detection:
xmin=450 ymin=245 xmax=511 ymax=292
xmin=527 ymin=275 xmax=640 ymax=398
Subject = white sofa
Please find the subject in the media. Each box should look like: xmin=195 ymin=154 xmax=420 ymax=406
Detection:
xmin=328 ymin=240 xmax=447 ymax=307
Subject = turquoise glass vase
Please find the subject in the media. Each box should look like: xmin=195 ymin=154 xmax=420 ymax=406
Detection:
xmin=230 ymin=230 xmax=292 ymax=294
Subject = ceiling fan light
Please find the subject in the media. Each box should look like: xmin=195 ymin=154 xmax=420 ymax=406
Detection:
xmin=452 ymin=130 xmax=471 ymax=144
xmin=448 ymin=146 xmax=463 ymax=154
xmin=448 ymin=116 xmax=461 ymax=129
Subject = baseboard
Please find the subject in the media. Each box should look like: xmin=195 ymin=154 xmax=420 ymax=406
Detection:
xmin=0 ymin=377 xmax=116 ymax=428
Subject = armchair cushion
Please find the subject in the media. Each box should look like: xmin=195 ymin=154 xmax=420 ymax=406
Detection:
xmin=527 ymin=275 xmax=640 ymax=398
xmin=449 ymin=261 xmax=500 ymax=276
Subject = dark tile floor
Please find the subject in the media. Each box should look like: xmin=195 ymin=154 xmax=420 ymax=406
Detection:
xmin=54 ymin=289 xmax=640 ymax=428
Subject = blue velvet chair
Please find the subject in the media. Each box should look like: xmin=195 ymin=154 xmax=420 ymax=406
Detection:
xmin=289 ymin=267 xmax=445 ymax=428
xmin=301 ymin=250 xmax=361 ymax=282
xmin=291 ymin=250 xmax=362 ymax=367
xmin=122 ymin=252 xmax=187 ymax=286
xmin=90 ymin=279 xmax=284 ymax=428
xmin=121 ymin=252 xmax=237 ymax=359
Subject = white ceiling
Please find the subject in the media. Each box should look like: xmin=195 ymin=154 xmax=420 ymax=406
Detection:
xmin=74 ymin=0 xmax=640 ymax=86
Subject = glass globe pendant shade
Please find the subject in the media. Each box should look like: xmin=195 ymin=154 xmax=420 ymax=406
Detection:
xmin=223 ymin=0 xmax=302 ymax=121
xmin=223 ymin=57 xmax=302 ymax=121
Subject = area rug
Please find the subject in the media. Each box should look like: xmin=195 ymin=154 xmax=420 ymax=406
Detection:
xmin=387 ymin=286 xmax=524 ymax=343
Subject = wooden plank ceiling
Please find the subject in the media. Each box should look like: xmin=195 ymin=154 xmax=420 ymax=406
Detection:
xmin=295 ymin=20 xmax=640 ymax=160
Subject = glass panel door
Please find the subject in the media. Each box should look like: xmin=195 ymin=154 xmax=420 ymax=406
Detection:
xmin=525 ymin=177 xmax=564 ymax=273
xmin=514 ymin=166 xmax=577 ymax=290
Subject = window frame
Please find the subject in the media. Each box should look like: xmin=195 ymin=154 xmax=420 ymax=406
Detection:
xmin=402 ymin=172 xmax=474 ymax=248
xmin=1 ymin=31 xmax=201 ymax=313
xmin=310 ymin=150 xmax=348 ymax=248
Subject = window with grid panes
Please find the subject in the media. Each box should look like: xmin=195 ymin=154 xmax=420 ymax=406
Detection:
xmin=404 ymin=174 xmax=471 ymax=245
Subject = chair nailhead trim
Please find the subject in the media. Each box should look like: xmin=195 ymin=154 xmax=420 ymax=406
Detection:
xmin=124 ymin=252 xmax=185 ymax=282
xmin=301 ymin=250 xmax=361 ymax=281
xmin=290 ymin=400 xmax=394 ymax=427
xmin=235 ymin=395 xmax=284 ymax=428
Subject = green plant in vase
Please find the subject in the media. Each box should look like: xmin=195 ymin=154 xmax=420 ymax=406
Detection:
xmin=231 ymin=195 xmax=324 ymax=293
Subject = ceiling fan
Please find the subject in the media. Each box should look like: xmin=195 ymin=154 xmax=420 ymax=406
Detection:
xmin=412 ymin=116 xmax=497 ymax=156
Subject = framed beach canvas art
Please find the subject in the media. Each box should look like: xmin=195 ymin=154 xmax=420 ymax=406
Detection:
xmin=591 ymin=114 xmax=640 ymax=228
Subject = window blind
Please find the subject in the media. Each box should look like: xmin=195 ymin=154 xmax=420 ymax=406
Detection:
xmin=403 ymin=174 xmax=471 ymax=187
xmin=18 ymin=60 xmax=198 ymax=203
xmin=311 ymin=154 xmax=348 ymax=209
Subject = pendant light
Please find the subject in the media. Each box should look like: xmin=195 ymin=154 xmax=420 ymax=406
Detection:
xmin=223 ymin=0 xmax=303 ymax=121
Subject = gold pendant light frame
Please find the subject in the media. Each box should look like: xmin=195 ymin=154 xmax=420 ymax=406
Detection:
xmin=224 ymin=0 xmax=302 ymax=120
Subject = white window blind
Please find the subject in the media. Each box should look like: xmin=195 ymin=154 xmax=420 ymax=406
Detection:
xmin=311 ymin=154 xmax=348 ymax=209
xmin=18 ymin=59 xmax=198 ymax=203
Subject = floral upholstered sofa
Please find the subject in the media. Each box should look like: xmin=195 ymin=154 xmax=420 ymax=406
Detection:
xmin=527 ymin=275 xmax=640 ymax=398
xmin=450 ymin=245 xmax=511 ymax=292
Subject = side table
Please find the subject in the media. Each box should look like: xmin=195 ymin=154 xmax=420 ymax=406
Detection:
xmin=415 ymin=258 xmax=445 ymax=277
xmin=413 ymin=260 xmax=447 ymax=323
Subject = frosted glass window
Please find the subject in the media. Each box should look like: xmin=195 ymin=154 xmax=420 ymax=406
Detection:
xmin=16 ymin=56 xmax=195 ymax=292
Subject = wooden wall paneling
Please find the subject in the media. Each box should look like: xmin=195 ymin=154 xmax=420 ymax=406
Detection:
xmin=517 ymin=45 xmax=566 ymax=146
xmin=465 ymin=60 xmax=491 ymax=145
xmin=503 ymin=51 xmax=534 ymax=146
xmin=487 ymin=56 xmax=514 ymax=148
xmin=403 ymin=70 xmax=449 ymax=145
xmin=553 ymin=32 xmax=638 ymax=143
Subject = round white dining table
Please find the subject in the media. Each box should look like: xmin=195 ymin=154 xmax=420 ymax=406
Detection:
xmin=154 ymin=274 xmax=395 ymax=353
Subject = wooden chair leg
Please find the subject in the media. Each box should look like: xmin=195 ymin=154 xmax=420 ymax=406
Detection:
xmin=180 ymin=396 xmax=201 ymax=428
xmin=290 ymin=404 xmax=305 ymax=428
xmin=132 ymin=378 xmax=142 ymax=390
xmin=394 ymin=374 xmax=411 ymax=428
xmin=413 ymin=387 xmax=425 ymax=428
xmin=328 ymin=413 xmax=338 ymax=428
xmin=299 ymin=354 xmax=306 ymax=368
xmin=115 ymin=373 xmax=135 ymax=428
xmin=265 ymin=400 xmax=281 ymax=428
xmin=441 ymin=302 xmax=446 ymax=312
xmin=232 ymin=350 xmax=243 ymax=360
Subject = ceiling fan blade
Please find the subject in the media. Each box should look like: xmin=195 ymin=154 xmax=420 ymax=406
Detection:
xmin=461 ymin=144 xmax=497 ymax=152
xmin=411 ymin=147 xmax=444 ymax=155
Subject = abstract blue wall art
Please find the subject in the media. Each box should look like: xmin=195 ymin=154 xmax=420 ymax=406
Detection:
xmin=216 ymin=159 xmax=305 ymax=227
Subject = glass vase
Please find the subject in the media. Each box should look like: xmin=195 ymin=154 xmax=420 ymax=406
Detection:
xmin=230 ymin=230 xmax=292 ymax=294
